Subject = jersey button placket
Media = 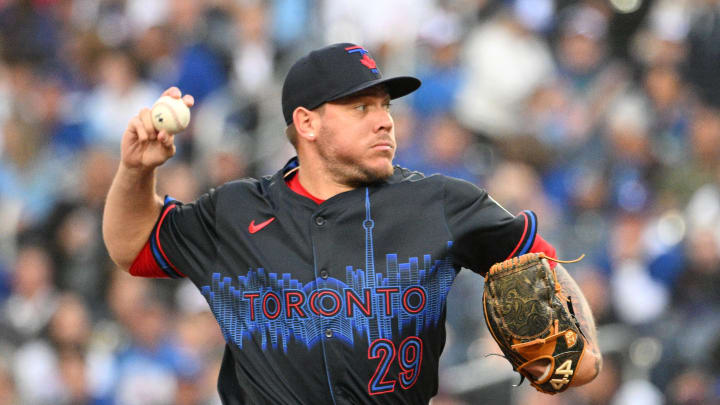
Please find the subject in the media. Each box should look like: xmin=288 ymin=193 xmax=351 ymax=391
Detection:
xmin=310 ymin=211 xmax=338 ymax=399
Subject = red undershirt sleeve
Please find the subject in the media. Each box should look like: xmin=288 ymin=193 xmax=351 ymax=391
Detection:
xmin=129 ymin=240 xmax=172 ymax=278
xmin=128 ymin=197 xmax=186 ymax=278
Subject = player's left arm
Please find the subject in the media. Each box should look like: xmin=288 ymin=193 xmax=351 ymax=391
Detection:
xmin=554 ymin=263 xmax=603 ymax=386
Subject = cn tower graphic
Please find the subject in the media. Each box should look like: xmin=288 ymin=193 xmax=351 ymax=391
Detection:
xmin=362 ymin=188 xmax=381 ymax=343
xmin=201 ymin=188 xmax=458 ymax=352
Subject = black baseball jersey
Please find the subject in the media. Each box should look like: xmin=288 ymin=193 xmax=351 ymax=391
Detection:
xmin=132 ymin=157 xmax=541 ymax=404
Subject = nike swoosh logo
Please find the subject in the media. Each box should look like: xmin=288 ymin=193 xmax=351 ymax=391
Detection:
xmin=248 ymin=217 xmax=276 ymax=234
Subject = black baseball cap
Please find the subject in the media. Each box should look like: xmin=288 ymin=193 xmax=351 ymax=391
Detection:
xmin=281 ymin=43 xmax=421 ymax=125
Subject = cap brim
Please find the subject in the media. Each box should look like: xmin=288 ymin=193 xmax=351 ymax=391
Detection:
xmin=326 ymin=76 xmax=421 ymax=103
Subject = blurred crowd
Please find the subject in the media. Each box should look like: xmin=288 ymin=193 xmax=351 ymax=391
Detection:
xmin=1 ymin=0 xmax=720 ymax=404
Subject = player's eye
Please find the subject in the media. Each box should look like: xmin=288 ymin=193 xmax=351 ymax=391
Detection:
xmin=383 ymin=102 xmax=392 ymax=111
xmin=354 ymin=104 xmax=367 ymax=112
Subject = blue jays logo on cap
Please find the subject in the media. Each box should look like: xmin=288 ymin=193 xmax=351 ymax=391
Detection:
xmin=345 ymin=45 xmax=379 ymax=74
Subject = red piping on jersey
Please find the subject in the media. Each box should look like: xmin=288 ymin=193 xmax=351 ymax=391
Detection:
xmin=287 ymin=173 xmax=326 ymax=205
xmin=506 ymin=233 xmax=558 ymax=269
xmin=506 ymin=212 xmax=530 ymax=259
xmin=504 ymin=212 xmax=557 ymax=267
xmin=155 ymin=203 xmax=186 ymax=277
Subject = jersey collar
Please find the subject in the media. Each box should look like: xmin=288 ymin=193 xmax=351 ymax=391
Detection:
xmin=273 ymin=156 xmax=412 ymax=209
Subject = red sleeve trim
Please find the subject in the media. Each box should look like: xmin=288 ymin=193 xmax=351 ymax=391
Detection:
xmin=129 ymin=241 xmax=170 ymax=278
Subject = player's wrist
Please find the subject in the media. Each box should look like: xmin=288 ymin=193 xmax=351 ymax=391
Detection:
xmin=119 ymin=160 xmax=158 ymax=177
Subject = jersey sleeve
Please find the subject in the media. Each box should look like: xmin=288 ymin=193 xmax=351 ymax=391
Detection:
xmin=128 ymin=192 xmax=218 ymax=280
xmin=442 ymin=176 xmax=541 ymax=275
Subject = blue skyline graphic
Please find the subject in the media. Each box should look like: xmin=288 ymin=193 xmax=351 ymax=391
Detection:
xmin=201 ymin=189 xmax=457 ymax=352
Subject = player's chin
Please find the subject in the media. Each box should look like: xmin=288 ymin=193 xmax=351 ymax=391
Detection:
xmin=365 ymin=161 xmax=394 ymax=182
xmin=367 ymin=153 xmax=394 ymax=174
xmin=349 ymin=157 xmax=393 ymax=186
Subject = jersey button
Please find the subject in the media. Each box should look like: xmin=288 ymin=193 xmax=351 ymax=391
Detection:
xmin=320 ymin=270 xmax=329 ymax=279
xmin=325 ymin=328 xmax=333 ymax=338
xmin=314 ymin=216 xmax=326 ymax=226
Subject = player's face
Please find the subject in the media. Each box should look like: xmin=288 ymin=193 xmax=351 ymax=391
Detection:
xmin=315 ymin=87 xmax=395 ymax=187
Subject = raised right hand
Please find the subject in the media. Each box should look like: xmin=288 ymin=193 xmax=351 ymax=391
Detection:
xmin=121 ymin=87 xmax=194 ymax=170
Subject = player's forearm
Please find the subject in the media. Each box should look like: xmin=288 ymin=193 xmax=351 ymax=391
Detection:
xmin=102 ymin=163 xmax=163 ymax=270
xmin=553 ymin=263 xmax=603 ymax=385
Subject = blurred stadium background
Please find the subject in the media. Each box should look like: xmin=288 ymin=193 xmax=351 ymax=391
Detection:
xmin=1 ymin=0 xmax=719 ymax=403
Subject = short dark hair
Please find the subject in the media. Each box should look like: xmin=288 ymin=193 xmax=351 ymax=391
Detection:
xmin=285 ymin=125 xmax=298 ymax=148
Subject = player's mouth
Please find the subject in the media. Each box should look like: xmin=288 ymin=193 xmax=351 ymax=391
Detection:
xmin=371 ymin=141 xmax=395 ymax=151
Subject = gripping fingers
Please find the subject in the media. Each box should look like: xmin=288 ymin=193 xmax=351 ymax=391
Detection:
xmin=138 ymin=108 xmax=158 ymax=141
xmin=158 ymin=130 xmax=174 ymax=148
xmin=182 ymin=94 xmax=195 ymax=107
xmin=163 ymin=86 xmax=182 ymax=98
xmin=158 ymin=131 xmax=176 ymax=157
xmin=131 ymin=116 xmax=149 ymax=143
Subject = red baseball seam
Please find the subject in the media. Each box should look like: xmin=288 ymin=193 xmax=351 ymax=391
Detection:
xmin=155 ymin=101 xmax=184 ymax=131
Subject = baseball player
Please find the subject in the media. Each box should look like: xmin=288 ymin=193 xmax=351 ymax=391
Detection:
xmin=103 ymin=43 xmax=601 ymax=404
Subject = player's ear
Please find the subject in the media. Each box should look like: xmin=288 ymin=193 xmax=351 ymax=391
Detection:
xmin=293 ymin=107 xmax=318 ymax=143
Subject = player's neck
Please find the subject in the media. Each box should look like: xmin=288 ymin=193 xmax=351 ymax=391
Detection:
xmin=295 ymin=160 xmax=354 ymax=201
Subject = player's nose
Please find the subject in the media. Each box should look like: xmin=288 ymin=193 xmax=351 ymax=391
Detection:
xmin=372 ymin=107 xmax=393 ymax=134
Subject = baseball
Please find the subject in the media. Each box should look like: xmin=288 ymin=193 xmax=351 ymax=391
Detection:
xmin=151 ymin=95 xmax=191 ymax=134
